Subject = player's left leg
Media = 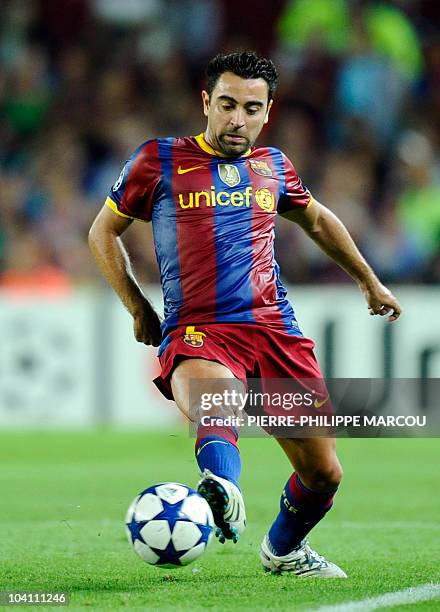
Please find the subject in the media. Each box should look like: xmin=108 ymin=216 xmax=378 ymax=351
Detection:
xmin=269 ymin=436 xmax=342 ymax=553
xmin=252 ymin=327 xmax=346 ymax=575
xmin=261 ymin=436 xmax=347 ymax=577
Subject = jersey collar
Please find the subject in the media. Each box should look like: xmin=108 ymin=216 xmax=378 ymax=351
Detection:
xmin=194 ymin=133 xmax=252 ymax=158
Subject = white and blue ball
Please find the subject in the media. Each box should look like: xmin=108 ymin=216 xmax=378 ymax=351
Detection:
xmin=126 ymin=483 xmax=214 ymax=568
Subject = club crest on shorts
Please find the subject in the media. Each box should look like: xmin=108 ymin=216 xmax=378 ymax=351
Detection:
xmin=218 ymin=164 xmax=241 ymax=187
xmin=255 ymin=187 xmax=275 ymax=212
xmin=183 ymin=326 xmax=206 ymax=348
xmin=249 ymin=159 xmax=273 ymax=177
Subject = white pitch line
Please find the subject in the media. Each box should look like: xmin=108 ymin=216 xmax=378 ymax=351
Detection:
xmin=314 ymin=583 xmax=440 ymax=612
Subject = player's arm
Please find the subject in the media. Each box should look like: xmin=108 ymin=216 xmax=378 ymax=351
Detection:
xmin=88 ymin=204 xmax=162 ymax=346
xmin=281 ymin=199 xmax=402 ymax=321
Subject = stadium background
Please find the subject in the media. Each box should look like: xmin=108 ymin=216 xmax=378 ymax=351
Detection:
xmin=1 ymin=2 xmax=439 ymax=609
xmin=0 ymin=0 xmax=439 ymax=426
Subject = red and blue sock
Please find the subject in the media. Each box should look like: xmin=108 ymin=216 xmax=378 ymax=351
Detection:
xmin=268 ymin=473 xmax=336 ymax=555
xmin=195 ymin=420 xmax=241 ymax=488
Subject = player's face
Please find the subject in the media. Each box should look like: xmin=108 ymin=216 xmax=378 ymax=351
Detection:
xmin=202 ymin=72 xmax=273 ymax=157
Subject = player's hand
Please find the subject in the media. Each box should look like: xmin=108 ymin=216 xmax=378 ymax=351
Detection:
xmin=132 ymin=302 xmax=162 ymax=346
xmin=360 ymin=281 xmax=402 ymax=322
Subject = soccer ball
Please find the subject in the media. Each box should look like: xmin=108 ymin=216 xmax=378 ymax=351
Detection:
xmin=125 ymin=482 xmax=214 ymax=568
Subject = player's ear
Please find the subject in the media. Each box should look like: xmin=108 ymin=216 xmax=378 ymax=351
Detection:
xmin=264 ymin=99 xmax=273 ymax=125
xmin=201 ymin=90 xmax=210 ymax=117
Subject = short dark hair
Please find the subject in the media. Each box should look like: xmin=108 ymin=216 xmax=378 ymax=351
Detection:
xmin=206 ymin=51 xmax=278 ymax=101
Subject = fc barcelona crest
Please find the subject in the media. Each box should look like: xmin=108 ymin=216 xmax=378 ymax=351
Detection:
xmin=183 ymin=326 xmax=206 ymax=348
xmin=249 ymin=160 xmax=273 ymax=177
xmin=218 ymin=164 xmax=241 ymax=187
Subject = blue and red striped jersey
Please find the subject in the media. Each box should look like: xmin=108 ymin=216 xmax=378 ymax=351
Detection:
xmin=106 ymin=134 xmax=313 ymax=337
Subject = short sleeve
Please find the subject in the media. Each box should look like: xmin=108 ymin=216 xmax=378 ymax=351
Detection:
xmin=106 ymin=139 xmax=160 ymax=222
xmin=277 ymin=153 xmax=313 ymax=215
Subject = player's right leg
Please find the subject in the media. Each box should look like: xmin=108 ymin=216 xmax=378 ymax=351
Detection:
xmin=171 ymin=358 xmax=247 ymax=543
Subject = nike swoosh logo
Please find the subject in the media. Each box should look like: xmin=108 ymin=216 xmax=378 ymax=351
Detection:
xmin=177 ymin=165 xmax=204 ymax=174
xmin=196 ymin=440 xmax=229 ymax=456
xmin=314 ymin=395 xmax=329 ymax=409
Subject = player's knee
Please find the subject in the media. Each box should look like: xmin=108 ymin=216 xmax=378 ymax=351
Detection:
xmin=306 ymin=463 xmax=343 ymax=492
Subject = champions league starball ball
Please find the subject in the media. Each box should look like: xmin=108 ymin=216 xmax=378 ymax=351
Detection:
xmin=125 ymin=483 xmax=214 ymax=568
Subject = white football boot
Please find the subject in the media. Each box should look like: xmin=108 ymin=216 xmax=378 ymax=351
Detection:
xmin=260 ymin=534 xmax=347 ymax=577
xmin=197 ymin=469 xmax=246 ymax=543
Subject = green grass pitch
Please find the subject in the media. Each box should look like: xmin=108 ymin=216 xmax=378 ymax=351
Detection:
xmin=1 ymin=431 xmax=439 ymax=610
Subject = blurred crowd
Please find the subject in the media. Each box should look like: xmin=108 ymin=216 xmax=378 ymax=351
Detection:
xmin=1 ymin=0 xmax=440 ymax=294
